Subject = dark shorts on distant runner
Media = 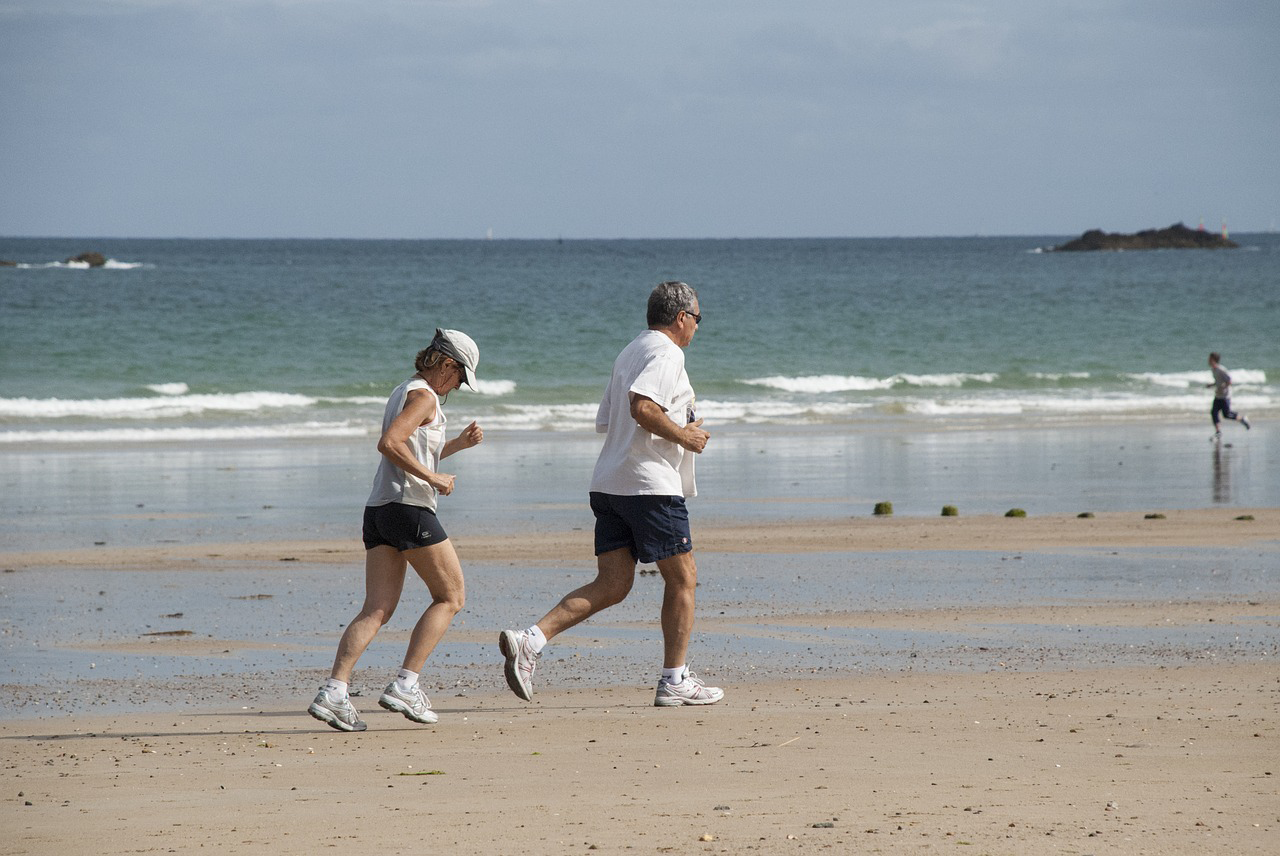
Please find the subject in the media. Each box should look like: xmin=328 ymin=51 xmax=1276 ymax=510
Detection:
xmin=1211 ymin=397 xmax=1239 ymax=425
xmin=589 ymin=491 xmax=692 ymax=565
xmin=362 ymin=502 xmax=449 ymax=551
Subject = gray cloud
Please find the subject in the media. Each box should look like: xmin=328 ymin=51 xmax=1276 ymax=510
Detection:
xmin=2 ymin=1 xmax=1276 ymax=237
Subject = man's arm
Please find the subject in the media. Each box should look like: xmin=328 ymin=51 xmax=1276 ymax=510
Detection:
xmin=630 ymin=394 xmax=709 ymax=453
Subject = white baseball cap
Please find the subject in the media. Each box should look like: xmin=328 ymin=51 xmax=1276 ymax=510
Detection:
xmin=430 ymin=328 xmax=479 ymax=389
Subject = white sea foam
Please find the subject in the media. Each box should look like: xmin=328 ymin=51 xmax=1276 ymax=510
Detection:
xmin=1128 ymin=370 xmax=1212 ymax=389
xmin=477 ymin=388 xmax=1272 ymax=426
xmin=1231 ymin=369 xmax=1268 ymax=385
xmin=905 ymin=391 xmax=1274 ymax=417
xmin=471 ymin=378 xmax=516 ymax=396
xmin=743 ymin=372 xmax=997 ymax=393
xmin=0 ymin=421 xmax=370 ymax=444
xmin=2 ymin=378 xmax=1272 ymax=442
xmin=696 ymin=398 xmax=875 ymax=423
xmin=476 ymin=402 xmax=599 ymax=430
xmin=896 ymin=372 xmax=998 ymax=387
xmin=471 ymin=398 xmax=882 ymax=430
xmin=744 ymin=374 xmax=893 ymax=393
xmin=908 ymin=399 xmax=1025 ymax=416
xmin=1029 ymin=371 xmax=1091 ymax=381
xmin=11 ymin=259 xmax=150 ymax=270
xmin=146 ymin=383 xmax=190 ymax=396
xmin=1127 ymin=368 xmax=1267 ymax=389
xmin=747 ymin=370 xmax=1269 ymax=396
xmin=0 ymin=391 xmax=319 ymax=419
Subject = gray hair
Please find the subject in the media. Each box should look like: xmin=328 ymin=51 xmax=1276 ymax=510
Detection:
xmin=647 ymin=280 xmax=698 ymax=327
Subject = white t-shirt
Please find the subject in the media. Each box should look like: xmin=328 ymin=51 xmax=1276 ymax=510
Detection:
xmin=589 ymin=329 xmax=697 ymax=497
xmin=1211 ymin=364 xmax=1232 ymax=399
xmin=366 ymin=377 xmax=447 ymax=510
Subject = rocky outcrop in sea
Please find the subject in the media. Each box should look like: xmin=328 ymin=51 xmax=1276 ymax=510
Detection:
xmin=1051 ymin=222 xmax=1238 ymax=251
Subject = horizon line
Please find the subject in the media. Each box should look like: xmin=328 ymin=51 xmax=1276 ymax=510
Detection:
xmin=4 ymin=228 xmax=1278 ymax=243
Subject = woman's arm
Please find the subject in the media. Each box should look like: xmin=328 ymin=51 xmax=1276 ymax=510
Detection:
xmin=376 ymin=389 xmax=455 ymax=493
xmin=441 ymin=420 xmax=484 ymax=459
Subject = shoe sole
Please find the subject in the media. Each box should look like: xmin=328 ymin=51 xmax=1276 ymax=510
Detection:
xmin=499 ymin=630 xmax=534 ymax=701
xmin=308 ymin=702 xmax=366 ymax=732
xmin=378 ymin=695 xmax=438 ymax=725
xmin=654 ymin=692 xmax=724 ymax=707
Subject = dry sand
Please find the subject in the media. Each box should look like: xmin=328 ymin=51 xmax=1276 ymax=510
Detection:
xmin=3 ymin=508 xmax=1278 ymax=854
xmin=4 ymin=668 xmax=1276 ymax=855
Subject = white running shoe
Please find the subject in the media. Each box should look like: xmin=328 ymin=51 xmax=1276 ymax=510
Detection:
xmin=308 ymin=691 xmax=368 ymax=732
xmin=1241 ymin=414 xmax=1251 ymax=430
xmin=654 ymin=671 xmax=724 ymax=707
xmin=378 ymin=681 xmax=439 ymax=724
xmin=499 ymin=629 xmax=539 ymax=701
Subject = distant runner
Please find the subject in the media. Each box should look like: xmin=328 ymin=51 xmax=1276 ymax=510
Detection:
xmin=1206 ymin=352 xmax=1250 ymax=440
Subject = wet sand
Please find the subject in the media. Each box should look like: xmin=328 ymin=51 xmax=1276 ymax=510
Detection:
xmin=3 ymin=507 xmax=1277 ymax=854
xmin=4 ymin=419 xmax=1277 ymax=553
xmin=7 ymin=505 xmax=1277 ymax=569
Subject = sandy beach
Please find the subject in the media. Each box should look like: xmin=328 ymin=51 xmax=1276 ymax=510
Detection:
xmin=3 ymin=508 xmax=1277 ymax=854
xmin=6 ymin=505 xmax=1278 ymax=569
xmin=4 ymin=664 xmax=1276 ymax=855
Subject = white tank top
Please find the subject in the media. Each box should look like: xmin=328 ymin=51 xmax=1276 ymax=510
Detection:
xmin=366 ymin=377 xmax=447 ymax=510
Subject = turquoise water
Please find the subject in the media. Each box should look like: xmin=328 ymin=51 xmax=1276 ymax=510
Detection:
xmin=2 ymin=235 xmax=1277 ymax=442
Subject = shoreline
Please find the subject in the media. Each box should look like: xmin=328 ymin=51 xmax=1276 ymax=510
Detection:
xmin=4 ymin=417 xmax=1277 ymax=554
xmin=4 ymin=507 xmax=1277 ymax=570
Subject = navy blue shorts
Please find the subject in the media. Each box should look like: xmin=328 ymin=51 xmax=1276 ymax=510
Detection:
xmin=1211 ymin=397 xmax=1239 ymax=424
xmin=362 ymin=503 xmax=449 ymax=551
xmin=590 ymin=492 xmax=692 ymax=564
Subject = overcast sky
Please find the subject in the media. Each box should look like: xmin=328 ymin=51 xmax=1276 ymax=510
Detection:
xmin=2 ymin=1 xmax=1276 ymax=239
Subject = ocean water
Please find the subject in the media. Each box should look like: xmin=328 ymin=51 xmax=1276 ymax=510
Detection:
xmin=2 ymin=235 xmax=1277 ymax=443
xmin=2 ymin=236 xmax=1278 ymax=553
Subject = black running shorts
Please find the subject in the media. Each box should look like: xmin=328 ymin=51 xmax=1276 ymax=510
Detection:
xmin=362 ymin=502 xmax=449 ymax=551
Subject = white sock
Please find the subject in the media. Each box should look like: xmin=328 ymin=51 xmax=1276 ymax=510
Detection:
xmin=394 ymin=669 xmax=419 ymax=693
xmin=322 ymin=678 xmax=348 ymax=701
xmin=526 ymin=625 xmax=547 ymax=653
xmin=662 ymin=665 xmax=687 ymax=685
